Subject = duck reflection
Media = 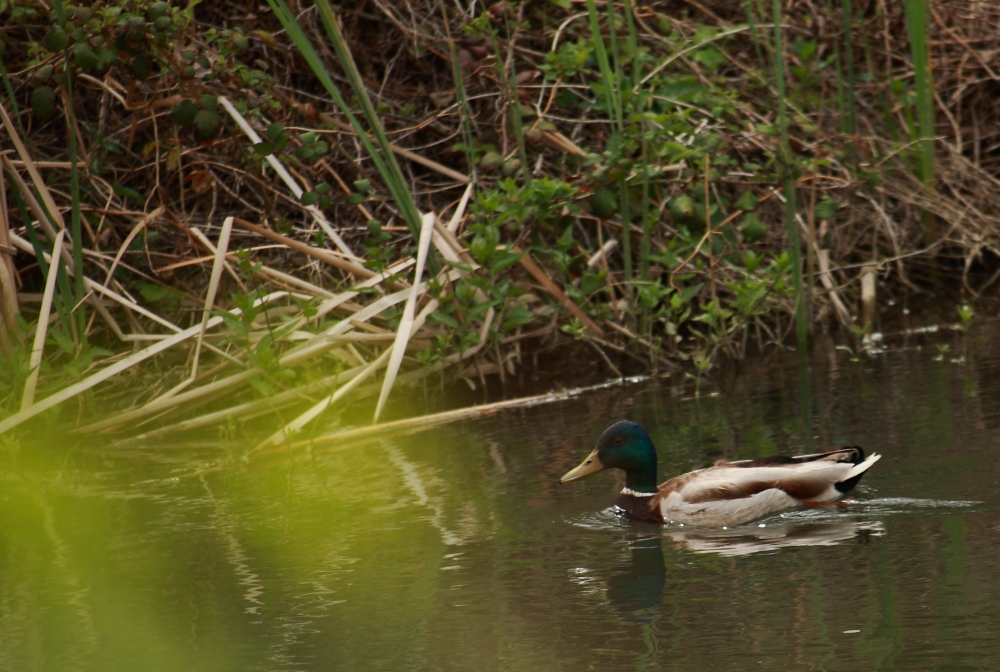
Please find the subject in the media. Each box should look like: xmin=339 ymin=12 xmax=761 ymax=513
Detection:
xmin=602 ymin=520 xmax=884 ymax=613
xmin=606 ymin=536 xmax=666 ymax=613
xmin=665 ymin=519 xmax=885 ymax=557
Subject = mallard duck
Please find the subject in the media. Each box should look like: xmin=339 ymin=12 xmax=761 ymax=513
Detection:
xmin=560 ymin=420 xmax=881 ymax=527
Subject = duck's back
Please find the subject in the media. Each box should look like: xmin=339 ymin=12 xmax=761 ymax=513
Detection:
xmin=653 ymin=447 xmax=881 ymax=527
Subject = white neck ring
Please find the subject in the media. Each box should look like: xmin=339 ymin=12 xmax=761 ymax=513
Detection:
xmin=620 ymin=487 xmax=656 ymax=497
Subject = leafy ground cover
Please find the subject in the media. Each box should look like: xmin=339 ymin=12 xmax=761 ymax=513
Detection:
xmin=0 ymin=0 xmax=998 ymax=440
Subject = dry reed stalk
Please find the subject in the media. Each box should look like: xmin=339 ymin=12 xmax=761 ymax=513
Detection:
xmin=188 ymin=226 xmax=248 ymax=294
xmin=255 ymin=349 xmax=392 ymax=450
xmin=255 ymin=376 xmax=652 ymax=457
xmin=122 ymin=364 xmax=369 ymax=441
xmin=101 ymin=206 xmax=163 ymax=289
xmin=373 ymin=211 xmax=436 ymax=423
xmin=0 ymin=102 xmax=68 ymax=234
xmin=1 ymin=156 xmax=73 ymax=268
xmin=446 ymin=183 xmax=475 ymax=233
xmin=20 ymin=230 xmax=66 ymax=411
xmin=0 ymin=290 xmax=289 ymax=435
xmin=219 ymin=96 xmax=358 ymax=258
xmin=587 ymin=238 xmax=618 ymax=268
xmin=72 ymin=261 xmax=424 ymax=435
xmin=515 ymin=247 xmax=604 ymax=336
xmin=0 ymin=166 xmax=19 ymax=355
xmin=231 ymin=217 xmax=376 ymax=281
xmin=280 ymin=92 xmax=473 ymax=186
xmin=9 ymin=231 xmax=238 ymax=363
xmin=254 ymin=299 xmax=440 ymax=450
xmin=191 ymin=217 xmax=234 ymax=380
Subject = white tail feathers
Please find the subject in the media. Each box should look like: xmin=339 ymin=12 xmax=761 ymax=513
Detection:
xmin=843 ymin=453 xmax=882 ymax=482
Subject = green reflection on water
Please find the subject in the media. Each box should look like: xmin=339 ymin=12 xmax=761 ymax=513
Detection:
xmin=2 ymin=340 xmax=1000 ymax=671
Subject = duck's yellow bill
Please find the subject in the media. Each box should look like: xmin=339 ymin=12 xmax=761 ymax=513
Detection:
xmin=560 ymin=449 xmax=605 ymax=483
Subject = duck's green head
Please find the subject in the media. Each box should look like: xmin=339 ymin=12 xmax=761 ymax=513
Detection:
xmin=560 ymin=421 xmax=659 ymax=493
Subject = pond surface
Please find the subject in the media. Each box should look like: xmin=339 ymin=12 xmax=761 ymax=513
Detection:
xmin=3 ymin=325 xmax=1000 ymax=671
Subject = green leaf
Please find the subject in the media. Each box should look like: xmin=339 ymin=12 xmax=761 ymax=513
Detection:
xmin=353 ymin=179 xmax=371 ymax=193
xmin=442 ymin=259 xmax=474 ymax=273
xmin=95 ymin=47 xmax=117 ymax=70
xmin=48 ymin=328 xmax=76 ymax=355
xmin=301 ymin=191 xmax=319 ymax=206
xmin=670 ymin=194 xmax=694 ymax=220
xmin=30 ymin=87 xmax=56 ymax=119
xmin=194 ymin=110 xmax=219 ymax=138
xmin=490 ymin=251 xmax=525 ymax=275
xmin=678 ymin=282 xmax=704 ymax=304
xmin=815 ymin=196 xmax=837 ymax=219
xmin=73 ymin=42 xmax=98 ymax=69
xmin=502 ymin=303 xmax=534 ymax=330
xmin=131 ymin=52 xmax=150 ymax=79
xmin=46 ymin=28 xmax=69 ymax=52
xmin=113 ymin=185 xmax=144 ymax=201
xmin=590 ymin=187 xmax=617 ymax=219
xmin=139 ymin=283 xmax=182 ymax=303
xmin=347 ymin=193 xmax=365 ymax=205
xmin=734 ymin=191 xmax=758 ymax=211
xmin=740 ymin=213 xmax=767 ymax=242
xmin=691 ymin=46 xmax=725 ymax=71
xmin=468 ymin=300 xmax=498 ymax=320
xmin=171 ymin=99 xmax=199 ymax=125
xmin=265 ymin=123 xmax=283 ymax=141
xmin=427 ymin=311 xmax=459 ymax=328
xmin=199 ymin=94 xmax=219 ymax=111
xmin=479 ymin=151 xmax=503 ymax=170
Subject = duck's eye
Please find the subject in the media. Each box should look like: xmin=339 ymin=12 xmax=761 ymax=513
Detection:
xmin=611 ymin=436 xmax=625 ymax=447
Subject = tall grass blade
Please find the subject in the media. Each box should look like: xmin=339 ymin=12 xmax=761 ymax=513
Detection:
xmin=51 ymin=0 xmax=85 ymax=340
xmin=772 ymin=0 xmax=807 ymax=347
xmin=501 ymin=14 xmax=530 ymax=173
xmin=840 ymin=0 xmax=857 ymax=135
xmin=266 ymin=0 xmax=423 ymax=242
xmin=622 ymin=0 xmax=649 ymax=285
xmin=438 ymin=0 xmax=477 ymax=183
xmin=584 ymin=0 xmax=631 ymax=283
xmin=904 ymin=0 xmax=936 ymax=245
xmin=314 ymin=1 xmax=424 ymax=239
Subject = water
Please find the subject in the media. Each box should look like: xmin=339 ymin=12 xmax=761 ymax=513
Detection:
xmin=3 ymin=329 xmax=1000 ymax=670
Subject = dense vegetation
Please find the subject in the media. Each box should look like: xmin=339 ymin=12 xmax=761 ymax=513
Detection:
xmin=0 ymin=0 xmax=997 ymax=441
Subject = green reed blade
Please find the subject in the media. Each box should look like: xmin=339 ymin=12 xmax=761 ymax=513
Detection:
xmin=584 ymin=0 xmax=631 ymax=283
xmin=501 ymin=14 xmax=529 ymax=174
xmin=622 ymin=0 xmax=650 ymax=284
xmin=904 ymin=0 xmax=934 ymax=185
xmin=772 ymin=0 xmax=806 ymax=347
xmin=438 ymin=0 xmax=476 ymax=183
xmin=52 ymin=0 xmax=84 ymax=341
xmin=268 ymin=0 xmax=423 ymax=240
xmin=8 ymin=186 xmax=73 ymax=334
xmin=904 ymin=0 xmax=935 ymax=245
xmin=840 ymin=0 xmax=857 ymax=135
